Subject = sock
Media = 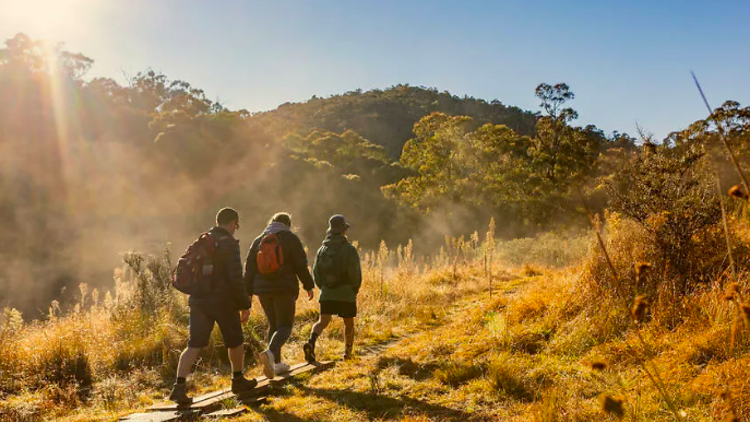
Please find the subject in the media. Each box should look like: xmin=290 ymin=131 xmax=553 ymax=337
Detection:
xmin=176 ymin=377 xmax=186 ymax=385
xmin=232 ymin=371 xmax=243 ymax=379
xmin=309 ymin=332 xmax=319 ymax=346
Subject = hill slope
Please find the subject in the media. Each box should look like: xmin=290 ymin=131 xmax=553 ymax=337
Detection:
xmin=252 ymin=85 xmax=539 ymax=157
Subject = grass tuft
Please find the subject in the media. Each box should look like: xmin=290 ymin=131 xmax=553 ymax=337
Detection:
xmin=433 ymin=361 xmax=485 ymax=387
xmin=486 ymin=358 xmax=537 ymax=402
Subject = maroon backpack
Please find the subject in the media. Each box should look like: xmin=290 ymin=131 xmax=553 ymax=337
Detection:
xmin=172 ymin=233 xmax=223 ymax=295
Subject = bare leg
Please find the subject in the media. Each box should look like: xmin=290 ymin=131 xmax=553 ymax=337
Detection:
xmin=343 ymin=318 xmax=355 ymax=359
xmin=312 ymin=314 xmax=333 ymax=337
xmin=304 ymin=314 xmax=332 ymax=363
xmin=177 ymin=347 xmax=201 ymax=379
xmin=228 ymin=345 xmax=244 ymax=373
xmin=343 ymin=317 xmax=355 ymax=347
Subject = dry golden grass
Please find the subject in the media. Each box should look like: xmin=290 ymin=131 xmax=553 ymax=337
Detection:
xmin=2 ymin=227 xmax=750 ymax=421
xmin=0 ymin=234 xmax=516 ymax=421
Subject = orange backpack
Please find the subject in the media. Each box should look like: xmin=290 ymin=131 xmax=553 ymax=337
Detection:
xmin=257 ymin=233 xmax=284 ymax=275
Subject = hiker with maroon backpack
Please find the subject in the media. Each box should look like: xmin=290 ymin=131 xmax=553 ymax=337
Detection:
xmin=304 ymin=215 xmax=362 ymax=363
xmin=244 ymin=212 xmax=315 ymax=378
xmin=169 ymin=208 xmax=257 ymax=404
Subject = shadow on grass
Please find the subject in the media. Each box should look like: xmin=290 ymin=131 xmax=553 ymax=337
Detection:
xmin=298 ymin=386 xmax=480 ymax=421
xmin=376 ymin=356 xmax=438 ymax=381
xmin=254 ymin=407 xmax=319 ymax=422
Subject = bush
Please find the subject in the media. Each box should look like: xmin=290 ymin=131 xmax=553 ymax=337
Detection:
xmin=38 ymin=343 xmax=93 ymax=390
xmin=607 ymin=143 xmax=722 ymax=292
xmin=496 ymin=232 xmax=590 ymax=268
xmin=121 ymin=249 xmax=176 ymax=316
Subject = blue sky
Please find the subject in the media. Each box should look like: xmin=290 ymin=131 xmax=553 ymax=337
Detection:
xmin=2 ymin=0 xmax=748 ymax=140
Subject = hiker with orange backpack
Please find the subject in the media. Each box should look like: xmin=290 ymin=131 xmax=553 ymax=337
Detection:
xmin=169 ymin=208 xmax=258 ymax=405
xmin=304 ymin=215 xmax=362 ymax=362
xmin=244 ymin=212 xmax=315 ymax=378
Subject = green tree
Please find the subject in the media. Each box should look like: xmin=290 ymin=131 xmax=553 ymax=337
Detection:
xmin=529 ymin=83 xmax=599 ymax=183
xmin=386 ymin=113 xmax=473 ymax=210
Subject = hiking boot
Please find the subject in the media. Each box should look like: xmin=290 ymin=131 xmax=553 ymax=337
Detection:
xmin=274 ymin=362 xmax=291 ymax=374
xmin=258 ymin=349 xmax=275 ymax=379
xmin=344 ymin=344 xmax=354 ymax=361
xmin=303 ymin=342 xmax=316 ymax=364
xmin=168 ymin=383 xmax=193 ymax=405
xmin=231 ymin=376 xmax=258 ymax=394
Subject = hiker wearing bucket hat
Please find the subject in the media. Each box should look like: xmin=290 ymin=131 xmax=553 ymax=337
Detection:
xmin=304 ymin=214 xmax=362 ymax=362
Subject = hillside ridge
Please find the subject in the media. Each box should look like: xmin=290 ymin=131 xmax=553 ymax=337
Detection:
xmin=251 ymin=84 xmax=539 ymax=157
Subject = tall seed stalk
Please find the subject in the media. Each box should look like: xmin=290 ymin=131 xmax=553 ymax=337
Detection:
xmin=576 ymin=186 xmax=684 ymax=420
xmin=716 ymin=175 xmax=736 ymax=282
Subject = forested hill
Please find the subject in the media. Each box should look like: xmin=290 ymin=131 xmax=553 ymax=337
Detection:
xmin=6 ymin=32 xmax=747 ymax=316
xmin=252 ymin=85 xmax=539 ymax=157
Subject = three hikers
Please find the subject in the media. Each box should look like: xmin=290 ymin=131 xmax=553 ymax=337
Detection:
xmin=169 ymin=208 xmax=258 ymax=405
xmin=305 ymin=214 xmax=362 ymax=362
xmin=244 ymin=212 xmax=315 ymax=378
xmin=170 ymin=210 xmax=361 ymax=404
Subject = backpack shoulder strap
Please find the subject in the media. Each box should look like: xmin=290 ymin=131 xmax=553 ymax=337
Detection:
xmin=203 ymin=232 xmax=234 ymax=259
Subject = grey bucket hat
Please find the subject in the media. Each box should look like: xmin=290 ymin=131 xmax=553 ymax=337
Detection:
xmin=327 ymin=214 xmax=350 ymax=235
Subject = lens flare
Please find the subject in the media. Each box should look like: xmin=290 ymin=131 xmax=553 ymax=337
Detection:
xmin=4 ymin=0 xmax=92 ymax=37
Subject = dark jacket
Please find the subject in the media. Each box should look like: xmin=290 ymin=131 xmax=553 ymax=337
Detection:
xmin=188 ymin=226 xmax=252 ymax=310
xmin=244 ymin=227 xmax=315 ymax=297
xmin=313 ymin=234 xmax=362 ymax=303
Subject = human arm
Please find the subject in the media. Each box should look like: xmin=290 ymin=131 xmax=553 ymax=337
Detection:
xmin=222 ymin=238 xmax=252 ymax=310
xmin=289 ymin=234 xmax=315 ymax=292
xmin=347 ymin=245 xmax=362 ymax=294
xmin=243 ymin=238 xmax=259 ymax=298
xmin=312 ymin=247 xmax=323 ymax=289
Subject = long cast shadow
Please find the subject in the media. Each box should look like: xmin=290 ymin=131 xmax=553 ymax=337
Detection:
xmin=376 ymin=356 xmax=439 ymax=381
xmin=254 ymin=407 xmax=318 ymax=422
xmin=298 ymin=386 xmax=481 ymax=421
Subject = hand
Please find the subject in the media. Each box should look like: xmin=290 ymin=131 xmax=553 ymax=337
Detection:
xmin=306 ymin=289 xmax=314 ymax=301
xmin=240 ymin=309 xmax=250 ymax=324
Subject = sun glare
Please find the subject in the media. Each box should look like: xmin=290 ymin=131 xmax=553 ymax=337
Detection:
xmin=3 ymin=0 xmax=92 ymax=37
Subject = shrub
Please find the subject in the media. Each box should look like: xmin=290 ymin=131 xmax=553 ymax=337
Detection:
xmin=607 ymin=142 xmax=722 ymax=291
xmin=38 ymin=343 xmax=93 ymax=390
xmin=495 ymin=232 xmax=590 ymax=268
xmin=121 ymin=249 xmax=176 ymax=316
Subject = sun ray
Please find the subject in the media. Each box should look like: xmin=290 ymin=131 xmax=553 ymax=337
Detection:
xmin=4 ymin=0 xmax=94 ymax=37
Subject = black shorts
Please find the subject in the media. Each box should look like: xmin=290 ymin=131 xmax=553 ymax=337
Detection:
xmin=320 ymin=301 xmax=357 ymax=318
xmin=188 ymin=304 xmax=243 ymax=349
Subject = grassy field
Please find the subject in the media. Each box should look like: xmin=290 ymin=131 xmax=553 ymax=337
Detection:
xmin=1 ymin=229 xmax=749 ymax=421
xmin=226 ymin=267 xmax=749 ymax=421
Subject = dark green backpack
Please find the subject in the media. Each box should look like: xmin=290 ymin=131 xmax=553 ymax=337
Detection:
xmin=317 ymin=245 xmax=347 ymax=288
